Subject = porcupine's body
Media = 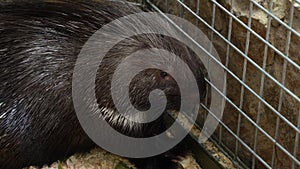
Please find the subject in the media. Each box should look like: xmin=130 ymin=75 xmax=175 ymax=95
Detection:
xmin=0 ymin=1 xmax=206 ymax=169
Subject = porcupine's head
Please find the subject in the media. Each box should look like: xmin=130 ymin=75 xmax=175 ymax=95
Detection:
xmin=94 ymin=33 xmax=207 ymax=138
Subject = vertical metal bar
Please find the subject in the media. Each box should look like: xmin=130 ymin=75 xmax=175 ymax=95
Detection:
xmin=239 ymin=0 xmax=252 ymax=141
xmin=229 ymin=0 xmax=240 ymax=159
xmin=179 ymin=0 xmax=185 ymax=29
xmin=209 ymin=1 xmax=216 ymax=54
xmin=194 ymin=0 xmax=207 ymax=125
xmin=215 ymin=0 xmax=240 ymax=161
xmin=209 ymin=0 xmax=219 ymax=143
xmin=292 ymin=107 xmax=300 ymax=169
xmin=239 ymin=2 xmax=255 ymax=169
xmin=271 ymin=0 xmax=295 ymax=168
xmin=223 ymin=0 xmax=234 ymax=150
xmin=252 ymin=1 xmax=273 ymax=168
xmin=204 ymin=0 xmax=216 ymax=136
xmin=195 ymin=0 xmax=200 ymax=26
xmin=165 ymin=0 xmax=169 ymax=13
xmin=238 ymin=1 xmax=253 ymax=165
xmin=289 ymin=2 xmax=298 ymax=168
xmin=180 ymin=0 xmax=185 ymax=19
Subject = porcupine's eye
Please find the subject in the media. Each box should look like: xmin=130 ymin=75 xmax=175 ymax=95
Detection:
xmin=160 ymin=71 xmax=168 ymax=78
xmin=160 ymin=71 xmax=173 ymax=81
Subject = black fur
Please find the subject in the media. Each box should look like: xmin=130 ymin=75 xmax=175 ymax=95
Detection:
xmin=0 ymin=1 xmax=206 ymax=169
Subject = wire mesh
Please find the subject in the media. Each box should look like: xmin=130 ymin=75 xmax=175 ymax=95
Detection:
xmin=140 ymin=0 xmax=300 ymax=168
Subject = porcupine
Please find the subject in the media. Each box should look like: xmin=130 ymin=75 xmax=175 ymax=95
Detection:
xmin=0 ymin=1 xmax=207 ymax=169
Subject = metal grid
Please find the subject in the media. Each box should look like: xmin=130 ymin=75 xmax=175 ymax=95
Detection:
xmin=137 ymin=0 xmax=300 ymax=168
